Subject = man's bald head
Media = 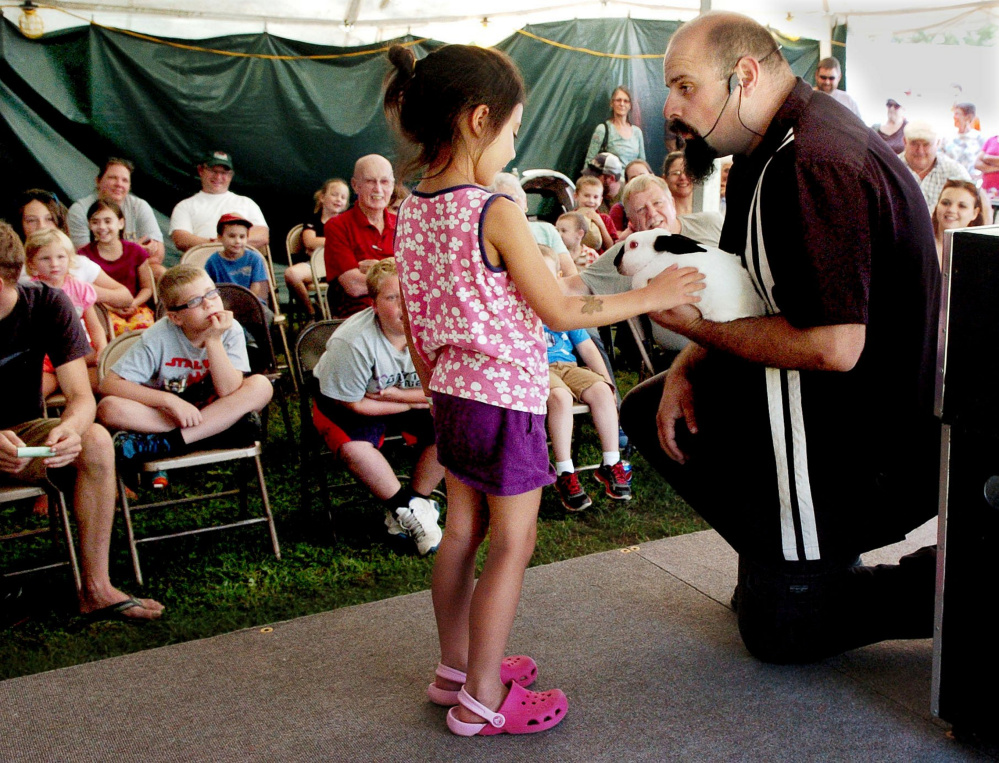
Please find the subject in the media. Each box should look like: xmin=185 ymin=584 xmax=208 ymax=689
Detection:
xmin=352 ymin=154 xmax=395 ymax=215
xmin=354 ymin=154 xmax=393 ymax=180
xmin=669 ymin=12 xmax=786 ymax=81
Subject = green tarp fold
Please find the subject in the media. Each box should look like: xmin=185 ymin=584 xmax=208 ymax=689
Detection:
xmin=1 ymin=18 xmax=818 ymax=249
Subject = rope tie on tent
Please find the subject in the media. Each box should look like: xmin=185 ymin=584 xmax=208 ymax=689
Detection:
xmin=89 ymin=27 xmax=429 ymax=59
xmin=514 ymin=28 xmax=664 ymax=58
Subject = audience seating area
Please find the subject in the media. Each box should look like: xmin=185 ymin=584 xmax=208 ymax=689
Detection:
xmin=97 ymin=330 xmax=281 ymax=586
xmin=3 ymin=219 xmax=620 ymax=598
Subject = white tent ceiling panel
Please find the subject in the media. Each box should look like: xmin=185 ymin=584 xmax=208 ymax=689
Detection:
xmin=5 ymin=1 xmax=997 ymax=46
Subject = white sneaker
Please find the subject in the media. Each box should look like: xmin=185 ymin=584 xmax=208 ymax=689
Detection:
xmin=384 ymin=510 xmax=408 ymax=539
xmin=394 ymin=497 xmax=443 ymax=556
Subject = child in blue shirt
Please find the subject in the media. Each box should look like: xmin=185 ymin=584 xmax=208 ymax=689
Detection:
xmin=539 ymin=246 xmax=632 ymax=511
xmin=204 ymin=213 xmax=273 ymax=322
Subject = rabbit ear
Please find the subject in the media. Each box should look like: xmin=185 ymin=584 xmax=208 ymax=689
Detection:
xmin=654 ymin=234 xmax=705 ymax=254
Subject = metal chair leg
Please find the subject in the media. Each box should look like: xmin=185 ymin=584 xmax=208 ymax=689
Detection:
xmin=253 ymin=453 xmax=281 ymax=559
xmin=117 ymin=474 xmax=144 ymax=586
xmin=50 ymin=488 xmax=82 ymax=595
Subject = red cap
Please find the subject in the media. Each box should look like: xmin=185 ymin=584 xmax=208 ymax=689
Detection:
xmin=217 ymin=212 xmax=252 ymax=235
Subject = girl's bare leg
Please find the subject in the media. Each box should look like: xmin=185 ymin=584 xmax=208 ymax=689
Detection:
xmin=454 ymin=487 xmax=541 ymax=722
xmin=431 ymin=472 xmax=487 ymax=693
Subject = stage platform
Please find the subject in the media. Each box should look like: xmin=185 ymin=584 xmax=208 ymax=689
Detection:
xmin=1 ymin=519 xmax=990 ymax=761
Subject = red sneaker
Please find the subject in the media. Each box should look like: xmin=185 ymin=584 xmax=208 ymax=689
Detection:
xmin=595 ymin=462 xmax=632 ymax=500
xmin=554 ymin=471 xmax=592 ymax=512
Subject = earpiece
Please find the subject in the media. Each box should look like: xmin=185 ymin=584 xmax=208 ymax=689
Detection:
xmin=727 ymin=72 xmax=740 ymax=94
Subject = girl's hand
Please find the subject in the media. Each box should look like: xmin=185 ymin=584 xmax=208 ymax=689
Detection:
xmin=118 ymin=304 xmax=138 ymax=318
xmin=643 ymin=264 xmax=705 ymax=314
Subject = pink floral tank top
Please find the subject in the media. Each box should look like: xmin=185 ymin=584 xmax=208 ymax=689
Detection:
xmin=395 ymin=185 xmax=548 ymax=414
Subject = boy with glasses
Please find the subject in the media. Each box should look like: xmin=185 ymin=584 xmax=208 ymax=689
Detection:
xmin=97 ymin=265 xmax=272 ymax=464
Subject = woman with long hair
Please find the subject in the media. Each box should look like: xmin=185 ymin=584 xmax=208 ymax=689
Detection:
xmin=582 ymin=86 xmax=646 ymax=172
xmin=932 ymin=179 xmax=986 ymax=264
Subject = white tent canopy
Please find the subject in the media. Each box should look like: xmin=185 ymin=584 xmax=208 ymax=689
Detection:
xmin=5 ymin=0 xmax=998 ymax=47
xmin=3 ymin=1 xmax=996 ymax=130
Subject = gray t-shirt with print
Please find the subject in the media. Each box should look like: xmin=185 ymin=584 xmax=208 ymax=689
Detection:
xmin=111 ymin=317 xmax=249 ymax=391
xmin=313 ymin=307 xmax=420 ymax=402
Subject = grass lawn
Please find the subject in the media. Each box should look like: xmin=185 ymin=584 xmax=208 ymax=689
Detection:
xmin=1 ymin=370 xmax=705 ymax=681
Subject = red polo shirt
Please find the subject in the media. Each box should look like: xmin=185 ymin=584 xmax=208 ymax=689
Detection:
xmin=324 ymin=204 xmax=397 ymax=318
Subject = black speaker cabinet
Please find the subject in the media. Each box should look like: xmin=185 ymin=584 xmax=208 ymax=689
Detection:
xmin=933 ymin=225 xmax=999 ymax=742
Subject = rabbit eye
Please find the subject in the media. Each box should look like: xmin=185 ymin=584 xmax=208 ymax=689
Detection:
xmin=629 ymin=240 xmax=638 ymax=249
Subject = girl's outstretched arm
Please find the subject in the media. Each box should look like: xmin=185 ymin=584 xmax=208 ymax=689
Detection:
xmin=484 ymin=197 xmax=703 ymax=333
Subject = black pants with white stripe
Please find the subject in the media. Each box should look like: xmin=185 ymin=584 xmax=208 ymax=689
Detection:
xmin=622 ymin=370 xmax=936 ymax=664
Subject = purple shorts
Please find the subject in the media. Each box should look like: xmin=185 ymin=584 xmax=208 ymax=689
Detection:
xmin=432 ymin=392 xmax=555 ymax=497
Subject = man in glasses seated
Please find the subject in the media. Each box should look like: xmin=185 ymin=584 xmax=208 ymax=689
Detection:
xmin=97 ymin=264 xmax=273 ymax=464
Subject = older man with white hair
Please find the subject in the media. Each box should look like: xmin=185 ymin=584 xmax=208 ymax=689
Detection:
xmin=324 ymin=154 xmax=396 ymax=319
xmin=901 ymin=120 xmax=971 ymax=211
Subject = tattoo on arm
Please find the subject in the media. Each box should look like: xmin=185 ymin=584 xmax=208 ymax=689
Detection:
xmin=580 ymin=296 xmax=604 ymax=314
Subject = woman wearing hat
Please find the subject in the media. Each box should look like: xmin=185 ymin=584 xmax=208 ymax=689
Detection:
xmin=873 ymin=99 xmax=907 ymax=154
xmin=583 ymin=86 xmax=646 ymax=172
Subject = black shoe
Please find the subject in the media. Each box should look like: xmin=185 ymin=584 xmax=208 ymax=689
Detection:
xmin=199 ymin=412 xmax=263 ymax=450
xmin=1 ymin=584 xmax=29 ymax=630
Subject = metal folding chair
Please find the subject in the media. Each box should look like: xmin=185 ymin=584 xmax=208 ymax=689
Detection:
xmin=284 ymin=224 xmax=304 ymax=268
xmin=624 ymin=315 xmax=666 ymax=381
xmin=294 ymin=319 xmax=342 ymax=517
xmin=98 ymin=331 xmax=280 ymax=586
xmin=309 ymin=247 xmax=330 ymax=320
xmin=1 ymin=483 xmax=82 ymax=594
xmin=215 ymin=283 xmax=293 ymax=440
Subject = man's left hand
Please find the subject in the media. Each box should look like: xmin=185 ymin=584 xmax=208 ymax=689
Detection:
xmin=43 ymin=423 xmax=83 ymax=469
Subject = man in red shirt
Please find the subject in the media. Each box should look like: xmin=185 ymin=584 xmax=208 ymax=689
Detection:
xmin=324 ymin=154 xmax=397 ymax=318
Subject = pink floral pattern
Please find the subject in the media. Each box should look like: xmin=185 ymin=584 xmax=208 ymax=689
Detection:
xmin=395 ymin=186 xmax=548 ymax=414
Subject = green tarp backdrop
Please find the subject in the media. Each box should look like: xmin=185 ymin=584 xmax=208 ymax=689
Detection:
xmin=1 ymin=17 xmax=819 ymax=255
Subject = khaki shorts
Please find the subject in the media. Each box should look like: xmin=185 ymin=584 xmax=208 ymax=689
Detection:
xmin=548 ymin=362 xmax=611 ymax=403
xmin=0 ymin=419 xmax=62 ymax=487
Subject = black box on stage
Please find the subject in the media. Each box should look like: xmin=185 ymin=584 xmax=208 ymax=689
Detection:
xmin=933 ymin=225 xmax=999 ymax=741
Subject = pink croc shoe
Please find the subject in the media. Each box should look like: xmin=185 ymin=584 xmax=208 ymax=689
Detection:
xmin=427 ymin=656 xmax=538 ymax=706
xmin=446 ymin=682 xmax=568 ymax=736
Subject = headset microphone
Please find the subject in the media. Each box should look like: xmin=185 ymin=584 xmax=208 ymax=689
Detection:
xmin=701 ymin=78 xmax=737 ymax=140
